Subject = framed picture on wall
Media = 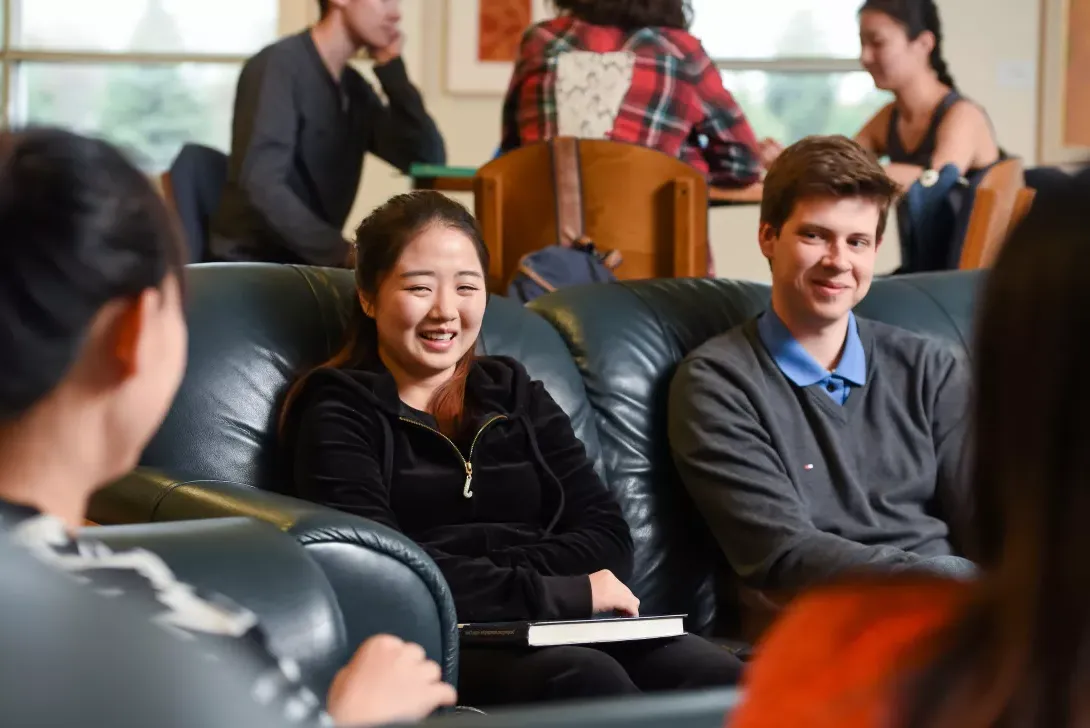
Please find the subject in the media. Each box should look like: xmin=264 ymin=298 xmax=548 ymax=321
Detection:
xmin=1039 ymin=0 xmax=1090 ymax=164
xmin=445 ymin=0 xmax=554 ymax=94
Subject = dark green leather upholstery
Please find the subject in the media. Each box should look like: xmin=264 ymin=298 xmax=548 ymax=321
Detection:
xmin=90 ymin=262 xmax=982 ymax=691
xmin=417 ymin=688 xmax=739 ymax=728
xmin=0 ymin=531 xmax=298 ymax=728
xmin=92 ymin=468 xmax=459 ymax=690
xmin=5 ymin=523 xmax=740 ymax=727
xmin=87 ymin=517 xmax=347 ymax=693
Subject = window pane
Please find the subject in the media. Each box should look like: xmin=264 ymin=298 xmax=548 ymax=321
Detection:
xmin=14 ymin=0 xmax=277 ymax=55
xmin=725 ymin=71 xmax=890 ymax=143
xmin=692 ymin=0 xmax=863 ymax=60
xmin=14 ymin=62 xmax=240 ymax=173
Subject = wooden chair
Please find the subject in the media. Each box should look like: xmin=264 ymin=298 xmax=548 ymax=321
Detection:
xmin=959 ymin=158 xmax=1032 ymax=269
xmin=474 ymin=138 xmax=709 ymax=293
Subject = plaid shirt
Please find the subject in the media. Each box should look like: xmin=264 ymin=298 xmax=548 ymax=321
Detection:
xmin=500 ymin=17 xmax=762 ymax=188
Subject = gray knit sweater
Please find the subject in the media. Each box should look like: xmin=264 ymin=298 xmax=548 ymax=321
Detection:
xmin=669 ymin=317 xmax=975 ymax=593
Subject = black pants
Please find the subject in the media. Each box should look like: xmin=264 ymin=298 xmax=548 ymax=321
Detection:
xmin=458 ymin=634 xmax=742 ymax=708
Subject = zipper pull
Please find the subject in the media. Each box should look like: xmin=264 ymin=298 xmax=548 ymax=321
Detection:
xmin=462 ymin=462 xmax=474 ymax=499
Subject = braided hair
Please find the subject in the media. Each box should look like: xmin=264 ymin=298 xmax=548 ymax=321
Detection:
xmin=860 ymin=0 xmax=956 ymax=89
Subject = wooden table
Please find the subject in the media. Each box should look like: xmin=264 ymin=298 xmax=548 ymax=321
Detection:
xmin=416 ymin=176 xmax=475 ymax=193
xmin=410 ymin=164 xmax=476 ymax=192
xmin=410 ymin=165 xmax=762 ymax=206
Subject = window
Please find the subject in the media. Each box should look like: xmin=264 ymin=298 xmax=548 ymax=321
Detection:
xmin=0 ymin=0 xmax=292 ymax=172
xmin=690 ymin=0 xmax=891 ymax=144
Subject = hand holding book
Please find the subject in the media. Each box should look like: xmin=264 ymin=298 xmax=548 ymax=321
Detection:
xmin=459 ymin=571 xmax=675 ymax=648
xmin=589 ymin=569 xmax=640 ymax=617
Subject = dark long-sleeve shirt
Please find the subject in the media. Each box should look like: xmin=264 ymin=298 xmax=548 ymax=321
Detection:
xmin=211 ymin=30 xmax=445 ymax=266
xmin=669 ymin=317 xmax=975 ymax=595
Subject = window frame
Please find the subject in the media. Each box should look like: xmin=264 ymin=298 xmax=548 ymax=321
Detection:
xmin=699 ymin=5 xmax=879 ymax=143
xmin=692 ymin=0 xmax=867 ymax=75
xmin=0 ymin=0 xmax=311 ymax=128
xmin=711 ymin=57 xmax=863 ymax=74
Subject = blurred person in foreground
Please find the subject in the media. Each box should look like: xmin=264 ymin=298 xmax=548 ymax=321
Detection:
xmin=0 ymin=126 xmax=453 ymax=726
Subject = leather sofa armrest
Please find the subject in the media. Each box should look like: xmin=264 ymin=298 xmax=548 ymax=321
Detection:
xmin=83 ymin=517 xmax=346 ymax=693
xmin=89 ymin=468 xmax=460 ymax=686
xmin=408 ymin=687 xmax=741 ymax=728
xmin=0 ymin=536 xmax=301 ymax=728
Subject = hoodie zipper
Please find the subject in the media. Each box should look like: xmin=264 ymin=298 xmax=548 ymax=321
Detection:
xmin=398 ymin=415 xmax=507 ymax=498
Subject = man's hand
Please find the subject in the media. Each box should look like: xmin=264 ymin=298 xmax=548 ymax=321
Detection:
xmin=369 ymin=30 xmax=403 ymax=66
xmin=326 ymin=634 xmax=456 ymax=726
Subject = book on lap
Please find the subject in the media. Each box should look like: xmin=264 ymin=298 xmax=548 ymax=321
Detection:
xmin=458 ymin=614 xmax=687 ymax=648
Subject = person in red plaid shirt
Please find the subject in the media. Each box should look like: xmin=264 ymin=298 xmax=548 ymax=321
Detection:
xmin=500 ymin=0 xmax=783 ymax=189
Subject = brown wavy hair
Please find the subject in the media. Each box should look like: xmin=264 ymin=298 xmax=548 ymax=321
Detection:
xmin=281 ymin=191 xmax=489 ymax=438
xmin=552 ymin=0 xmax=692 ymax=30
xmin=760 ymin=134 xmax=899 ymax=239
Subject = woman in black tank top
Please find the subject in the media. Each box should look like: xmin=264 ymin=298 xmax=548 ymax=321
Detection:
xmin=853 ymin=0 xmax=1001 ymax=189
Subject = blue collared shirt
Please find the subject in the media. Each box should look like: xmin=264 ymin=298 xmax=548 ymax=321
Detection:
xmin=756 ymin=310 xmax=867 ymax=405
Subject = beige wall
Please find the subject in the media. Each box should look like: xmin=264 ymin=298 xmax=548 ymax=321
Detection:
xmin=290 ymin=0 xmax=1042 ymax=282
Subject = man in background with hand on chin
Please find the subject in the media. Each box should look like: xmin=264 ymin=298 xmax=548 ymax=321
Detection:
xmin=212 ymin=0 xmax=445 ymax=268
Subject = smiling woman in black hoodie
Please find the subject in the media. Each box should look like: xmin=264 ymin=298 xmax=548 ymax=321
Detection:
xmin=282 ymin=190 xmax=742 ymax=707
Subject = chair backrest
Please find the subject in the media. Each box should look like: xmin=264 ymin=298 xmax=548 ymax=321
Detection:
xmin=959 ymin=157 xmax=1027 ymax=269
xmin=475 ymin=138 xmax=709 ymax=292
xmin=141 ymin=264 xmax=606 ymax=494
xmin=162 ymin=144 xmax=229 ymax=264
xmin=529 ymin=271 xmax=984 ymax=635
xmin=1008 ymin=186 xmax=1037 ymax=237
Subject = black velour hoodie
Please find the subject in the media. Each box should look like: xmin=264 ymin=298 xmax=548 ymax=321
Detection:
xmin=285 ymin=355 xmax=634 ymax=623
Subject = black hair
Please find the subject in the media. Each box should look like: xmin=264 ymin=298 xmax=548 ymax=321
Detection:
xmin=897 ymin=168 xmax=1090 ymax=728
xmin=552 ymin=0 xmax=692 ymax=31
xmin=860 ymin=0 xmax=956 ymax=89
xmin=317 ymin=0 xmax=329 ymax=18
xmin=0 ymin=127 xmax=185 ymax=421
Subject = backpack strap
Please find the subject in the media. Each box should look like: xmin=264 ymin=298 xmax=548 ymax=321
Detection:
xmin=516 ymin=257 xmax=559 ymax=294
xmin=601 ymin=248 xmax=623 ymax=270
xmin=550 ymin=137 xmax=585 ymax=248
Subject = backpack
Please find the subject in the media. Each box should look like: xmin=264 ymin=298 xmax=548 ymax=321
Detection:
xmin=504 ymin=137 xmax=623 ymax=304
xmin=894 ymin=158 xmax=1013 ymax=273
xmin=506 ymin=237 xmax=622 ymax=303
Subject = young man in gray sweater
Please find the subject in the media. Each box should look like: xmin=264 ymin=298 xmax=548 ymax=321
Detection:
xmin=669 ymin=136 xmax=975 ymax=627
